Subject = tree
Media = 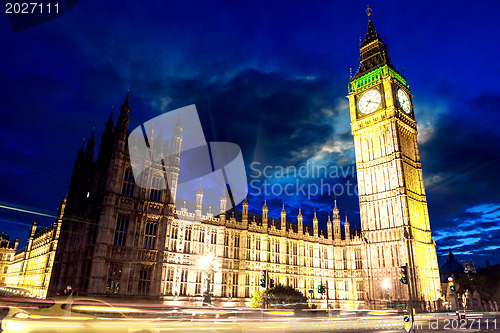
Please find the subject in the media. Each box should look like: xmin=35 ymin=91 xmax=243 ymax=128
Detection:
xmin=456 ymin=272 xmax=490 ymax=301
xmin=250 ymin=289 xmax=265 ymax=308
xmin=268 ymin=283 xmax=310 ymax=309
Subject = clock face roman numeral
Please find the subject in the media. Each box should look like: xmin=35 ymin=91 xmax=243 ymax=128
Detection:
xmin=358 ymin=89 xmax=381 ymax=114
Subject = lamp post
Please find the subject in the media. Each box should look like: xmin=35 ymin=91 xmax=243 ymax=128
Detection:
xmin=382 ymin=278 xmax=391 ymax=308
xmin=199 ymin=252 xmax=218 ymax=306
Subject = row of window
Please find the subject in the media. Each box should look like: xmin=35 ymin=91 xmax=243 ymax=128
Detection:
xmin=114 ymin=215 xmax=158 ymax=251
xmin=107 ymin=263 xmax=152 ymax=296
xmin=113 ymin=215 xmax=362 ymax=271
xmin=121 ymin=168 xmax=170 ymax=204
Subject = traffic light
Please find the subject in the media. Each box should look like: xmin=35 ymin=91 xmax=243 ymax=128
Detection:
xmin=260 ymin=270 xmax=267 ymax=288
xmin=448 ymin=276 xmax=456 ymax=292
xmin=269 ymin=279 xmax=275 ymax=288
xmin=399 ymin=265 xmax=408 ymax=284
xmin=317 ymin=284 xmax=324 ymax=293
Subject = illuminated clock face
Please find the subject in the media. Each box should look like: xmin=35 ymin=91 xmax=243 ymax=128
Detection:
xmin=358 ymin=89 xmax=381 ymax=114
xmin=397 ymin=89 xmax=411 ymax=113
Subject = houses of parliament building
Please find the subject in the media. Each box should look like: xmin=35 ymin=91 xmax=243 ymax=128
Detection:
xmin=0 ymin=11 xmax=441 ymax=309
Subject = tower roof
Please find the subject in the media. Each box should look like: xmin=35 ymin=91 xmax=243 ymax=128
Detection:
xmin=361 ymin=15 xmax=380 ymax=48
xmin=105 ymin=110 xmax=114 ymax=130
xmin=175 ymin=114 xmax=182 ymax=128
xmin=353 ymin=12 xmax=396 ymax=79
xmin=87 ymin=131 xmax=95 ymax=148
xmin=121 ymin=94 xmax=130 ymax=113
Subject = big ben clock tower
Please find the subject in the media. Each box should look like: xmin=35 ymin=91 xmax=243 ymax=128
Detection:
xmin=348 ymin=9 xmax=440 ymax=307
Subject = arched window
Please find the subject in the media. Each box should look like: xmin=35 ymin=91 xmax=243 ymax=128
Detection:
xmin=144 ymin=219 xmax=158 ymax=250
xmin=149 ymin=174 xmax=163 ymax=202
xmin=114 ymin=215 xmax=129 ymax=246
xmin=138 ymin=265 xmax=152 ymax=295
xmin=121 ymin=168 xmax=135 ymax=197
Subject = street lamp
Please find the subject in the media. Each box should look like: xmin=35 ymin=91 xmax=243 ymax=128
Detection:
xmin=382 ymin=279 xmax=391 ymax=307
xmin=198 ymin=253 xmax=218 ymax=306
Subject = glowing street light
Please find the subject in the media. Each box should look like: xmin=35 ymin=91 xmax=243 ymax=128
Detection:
xmin=198 ymin=253 xmax=217 ymax=306
xmin=382 ymin=279 xmax=392 ymax=306
xmin=198 ymin=252 xmax=214 ymax=270
xmin=382 ymin=279 xmax=391 ymax=291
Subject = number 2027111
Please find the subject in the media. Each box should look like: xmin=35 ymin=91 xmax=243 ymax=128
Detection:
xmin=5 ymin=3 xmax=60 ymax=14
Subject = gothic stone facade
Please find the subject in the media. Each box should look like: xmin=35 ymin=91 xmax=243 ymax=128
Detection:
xmin=4 ymin=218 xmax=61 ymax=298
xmin=46 ymin=96 xmax=367 ymax=308
xmin=47 ymin=13 xmax=441 ymax=309
xmin=0 ymin=234 xmax=18 ymax=286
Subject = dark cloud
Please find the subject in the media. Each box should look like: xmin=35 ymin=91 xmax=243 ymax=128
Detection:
xmin=1 ymin=1 xmax=500 ymax=266
xmin=422 ymin=94 xmax=500 ymax=237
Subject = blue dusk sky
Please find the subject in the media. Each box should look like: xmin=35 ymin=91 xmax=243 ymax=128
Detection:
xmin=0 ymin=1 xmax=499 ymax=267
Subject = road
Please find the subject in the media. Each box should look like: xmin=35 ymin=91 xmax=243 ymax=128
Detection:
xmin=0 ymin=296 xmax=499 ymax=333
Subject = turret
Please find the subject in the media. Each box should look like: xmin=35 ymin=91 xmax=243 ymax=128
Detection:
xmin=333 ymin=200 xmax=341 ymax=240
xmin=148 ymin=123 xmax=154 ymax=146
xmin=242 ymin=196 xmax=248 ymax=224
xmin=195 ymin=183 xmax=203 ymax=221
xmin=313 ymin=210 xmax=318 ymax=237
xmin=30 ymin=220 xmax=37 ymax=237
xmin=77 ymin=141 xmax=85 ymax=161
xmin=171 ymin=115 xmax=182 ymax=155
xmin=27 ymin=220 xmax=37 ymax=252
xmin=153 ymin=127 xmax=164 ymax=161
xmin=85 ymin=131 xmax=95 ymax=162
xmin=297 ymin=208 xmax=303 ymax=235
xmin=219 ymin=191 xmax=227 ymax=224
xmin=262 ymin=199 xmax=268 ymax=229
xmin=344 ymin=214 xmax=350 ymax=241
xmin=281 ymin=204 xmax=286 ymax=225
xmin=57 ymin=194 xmax=67 ymax=219
xmin=166 ymin=115 xmax=182 ymax=200
xmin=97 ymin=110 xmax=114 ymax=166
xmin=327 ymin=214 xmax=332 ymax=240
xmin=114 ymin=94 xmax=130 ymax=144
